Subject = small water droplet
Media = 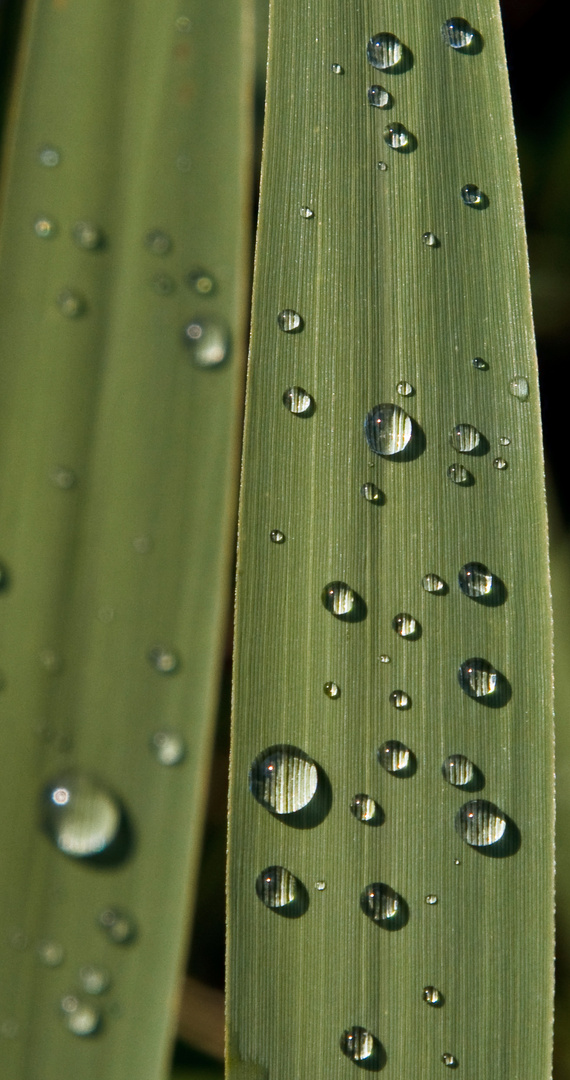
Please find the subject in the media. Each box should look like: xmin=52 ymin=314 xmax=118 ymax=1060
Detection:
xmin=425 ymin=894 xmax=438 ymax=905
xmin=145 ymin=229 xmax=172 ymax=255
xmin=379 ymin=654 xmax=391 ymax=663
xmin=442 ymin=17 xmax=475 ymax=49
xmin=340 ymin=1027 xmax=379 ymax=1063
xmin=447 ymin=463 xmax=471 ymax=485
xmin=38 ymin=145 xmax=60 ymax=167
xmin=423 ymin=986 xmax=444 ymax=1006
xmin=456 ymin=799 xmax=507 ymax=847
xmin=422 ymin=573 xmax=445 ymax=593
xmin=56 ymin=290 xmax=85 ymax=318
xmin=72 ymin=221 xmax=104 ymax=250
xmin=376 ymin=161 xmax=388 ymax=171
xmin=499 ymin=436 xmax=511 ymax=446
xmin=324 ymin=681 xmax=341 ymax=698
xmin=79 ymin=965 xmax=111 ymax=995
xmin=442 ymin=1053 xmax=458 ymax=1068
xmin=175 ymin=15 xmax=191 ymax=32
xmin=461 ymin=183 xmax=485 ymax=207
xmin=392 ymin=613 xmax=418 ymax=638
xmin=458 ymin=562 xmax=493 ymax=597
xmin=361 ymin=482 xmax=382 ymax=503
xmin=364 ymin=403 xmax=413 ymax=455
xmin=60 ymin=994 xmax=100 ymax=1037
xmin=187 ymin=269 xmax=215 ymax=295
xmin=148 ymin=646 xmax=179 ymax=674
xmin=442 ymin=754 xmax=475 ymax=787
xmin=509 ymin=376 xmax=529 ymax=401
xmin=493 ymin=457 xmax=508 ymax=470
xmin=249 ymin=746 xmax=318 ymax=815
xmin=97 ymin=908 xmax=136 ymax=945
xmin=42 ymin=774 xmax=122 ymax=859
xmin=454 ymin=858 xmax=461 ymax=865
xmin=283 ymin=386 xmax=313 ymax=415
xmin=315 ymin=880 xmax=326 ymax=891
xmin=34 ymin=216 xmax=57 ymax=238
xmin=367 ymin=32 xmax=402 ymax=70
xmin=378 ymin=740 xmax=411 ymax=774
xmin=422 ymin=231 xmax=438 ymax=247
xmin=299 ymin=206 xmax=314 ymax=218
xmin=256 ymin=866 xmax=299 ymax=909
xmin=270 ymin=529 xmax=285 ymax=543
xmin=277 ymin=309 xmax=303 ymax=332
xmin=361 ymin=883 xmax=402 ymax=924
xmin=322 ymin=581 xmax=355 ymax=617
xmin=150 ymin=731 xmax=186 ymax=766
xmin=472 ymin=356 xmax=488 ymax=370
xmin=368 ymin=85 xmax=390 ymax=108
xmin=37 ymin=940 xmax=64 ymax=967
xmin=350 ymin=794 xmax=379 ymax=822
xmin=331 ymin=63 xmax=344 ymax=74
xmin=151 ymin=274 xmax=176 ymax=295
xmin=396 ymin=380 xmax=413 ymax=396
xmin=389 ymin=689 xmax=410 ymax=709
xmin=384 ymin=122 xmax=410 ymax=149
xmin=449 ymin=423 xmax=481 ymax=453
xmin=50 ymin=466 xmax=77 ymax=490
xmin=458 ymin=657 xmax=498 ymax=698
xmin=184 ymin=318 xmax=229 ymax=367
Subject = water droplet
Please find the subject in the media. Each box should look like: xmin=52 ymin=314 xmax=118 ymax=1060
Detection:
xmin=383 ymin=122 xmax=410 ymax=149
xmin=379 ymin=654 xmax=391 ymax=663
xmin=364 ymin=403 xmax=413 ymax=456
xmin=299 ymin=206 xmax=314 ymax=218
xmin=493 ymin=457 xmax=508 ymax=470
xmin=442 ymin=17 xmax=474 ymax=49
xmin=458 ymin=658 xmax=498 ymax=698
xmin=188 ymin=269 xmax=215 ymax=295
xmin=56 ymin=289 xmax=85 ymax=317
xmin=184 ymin=318 xmax=229 ymax=367
xmin=454 ymin=858 xmax=461 ymax=865
xmin=442 ymin=755 xmax=475 ymax=787
xmin=361 ymin=482 xmax=382 ymax=503
xmin=425 ymin=894 xmax=438 ymax=905
xmin=98 ymin=908 xmax=136 ymax=945
xmin=331 ymin=63 xmax=344 ymax=74
xmin=458 ymin=562 xmax=493 ymax=598
xmin=175 ymin=15 xmax=191 ymax=32
xmin=378 ymin=740 xmax=411 ymax=774
xmin=392 ymin=613 xmax=418 ymax=638
xmin=249 ymin=746 xmax=318 ymax=815
xmin=442 ymin=1053 xmax=458 ymax=1068
xmin=60 ymin=995 xmax=100 ymax=1037
xmin=499 ymin=436 xmax=511 ymax=446
xmin=72 ymin=221 xmax=104 ymax=250
xmin=472 ymin=356 xmax=488 ymax=370
xmin=423 ymin=986 xmax=443 ymax=1006
xmin=367 ymin=32 xmax=402 ymax=70
xmin=37 ymin=940 xmax=64 ymax=967
xmin=361 ymin=883 xmax=402 ymax=924
xmin=456 ymin=799 xmax=507 ymax=847
xmin=38 ymin=145 xmax=60 ymax=167
xmin=270 ymin=529 xmax=285 ymax=543
xmin=449 ymin=423 xmax=481 ymax=453
xmin=461 ymin=183 xmax=485 ymax=207
xmin=397 ymin=381 xmax=413 ymax=396
xmin=34 ymin=216 xmax=57 ymax=239
xmin=145 ymin=229 xmax=172 ymax=255
xmin=277 ymin=309 xmax=303 ymax=332
xmin=148 ymin=645 xmax=179 ymax=673
xmin=368 ymin=85 xmax=390 ymax=108
xmin=79 ymin=965 xmax=111 ymax=995
xmin=50 ymin=466 xmax=77 ymax=490
xmin=447 ymin=463 xmax=471 ymax=485
xmin=150 ymin=731 xmax=186 ymax=766
xmin=422 ymin=573 xmax=445 ymax=593
xmin=350 ymin=794 xmax=379 ymax=822
xmin=315 ymin=880 xmax=326 ymax=891
xmin=324 ymin=681 xmax=341 ymax=698
xmin=322 ymin=581 xmax=355 ymax=617
xmin=283 ymin=386 xmax=313 ymax=415
xmin=255 ymin=866 xmax=299 ymax=909
xmin=340 ymin=1027 xmax=379 ymax=1063
xmin=377 ymin=161 xmax=388 ymax=171
xmin=509 ymin=376 xmax=529 ymax=401
xmin=42 ymin=774 xmax=122 ymax=859
xmin=422 ymin=231 xmax=438 ymax=247
xmin=389 ymin=689 xmax=410 ymax=709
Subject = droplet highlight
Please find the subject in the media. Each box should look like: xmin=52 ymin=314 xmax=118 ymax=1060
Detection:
xmin=331 ymin=63 xmax=344 ymax=74
xmin=458 ymin=562 xmax=493 ymax=598
xmin=283 ymin=387 xmax=313 ymax=415
xmin=249 ymin=746 xmax=318 ymax=815
xmin=472 ymin=356 xmax=488 ymax=370
xmin=442 ymin=754 xmax=474 ymax=788
xmin=256 ymin=866 xmax=299 ymax=909
xmin=184 ymin=318 xmax=229 ymax=367
xmin=442 ymin=1053 xmax=458 ymax=1068
xmin=425 ymin=894 xmax=438 ymax=905
xmin=456 ymin=799 xmax=507 ymax=847
xmin=458 ymin=658 xmax=498 ymax=699
xmin=367 ymin=32 xmax=402 ymax=70
xmin=277 ymin=309 xmax=302 ymax=332
xmin=34 ymin=216 xmax=57 ymax=239
xmin=42 ymin=774 xmax=122 ymax=859
xmin=442 ymin=17 xmax=475 ymax=49
xmin=364 ymin=403 xmax=413 ymax=456
xmin=56 ymin=289 xmax=85 ymax=318
xmin=449 ymin=423 xmax=481 ymax=453
xmin=396 ymin=381 xmax=413 ymax=397
xmin=187 ymin=269 xmax=215 ymax=295
xmin=38 ymin=145 xmax=60 ymax=167
xmin=37 ymin=940 xmax=64 ymax=967
xmin=322 ymin=581 xmax=355 ymax=617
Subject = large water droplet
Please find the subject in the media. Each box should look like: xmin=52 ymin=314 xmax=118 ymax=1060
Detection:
xmin=447 ymin=463 xmax=471 ymax=485
xmin=249 ymin=746 xmax=318 ymax=815
xmin=42 ymin=774 xmax=122 ymax=859
xmin=423 ymin=986 xmax=444 ymax=1006
xmin=60 ymin=995 xmax=100 ymax=1037
xmin=367 ymin=32 xmax=402 ymax=70
xmin=145 ymin=229 xmax=172 ymax=255
xmin=322 ymin=581 xmax=355 ymax=617
xmin=340 ymin=1027 xmax=379 ymax=1063
xmin=34 ymin=216 xmax=57 ymax=239
xmin=324 ymin=681 xmax=341 ymax=698
xmin=361 ymin=482 xmax=383 ymax=504
xmin=364 ymin=403 xmax=412 ymax=456
xmin=79 ymin=965 xmax=111 ymax=995
xmin=442 ymin=17 xmax=475 ymax=49
xmin=277 ymin=309 xmax=302 ymax=332
xmin=72 ymin=221 xmax=104 ymax=250
xmin=449 ymin=423 xmax=481 ymax=453
xmin=269 ymin=529 xmax=285 ymax=543
xmin=390 ymin=689 xmax=410 ymax=709
xmin=150 ymin=731 xmax=186 ymax=766
xmin=361 ymin=883 xmax=403 ymax=925
xmin=509 ymin=376 xmax=529 ymax=401
xmin=98 ymin=908 xmax=137 ymax=945
xmin=283 ymin=386 xmax=313 ymax=415
xmin=184 ymin=318 xmax=229 ymax=367
xmin=461 ymin=183 xmax=485 ymax=207
xmin=378 ymin=740 xmax=412 ymax=775
xmin=368 ymin=85 xmax=390 ymax=108
xmin=392 ymin=613 xmax=418 ymax=638
xmin=458 ymin=562 xmax=493 ymax=598
xmin=383 ymin=122 xmax=410 ymax=150
xmin=148 ymin=645 xmax=179 ymax=673
xmin=255 ymin=866 xmax=299 ymax=909
xmin=458 ymin=658 xmax=498 ymax=698
xmin=422 ymin=573 xmax=446 ymax=593
xmin=456 ymin=800 xmax=507 ymax=847
xmin=56 ymin=289 xmax=85 ymax=318
xmin=442 ymin=1053 xmax=458 ymax=1068
xmin=350 ymin=794 xmax=380 ymax=823
xmin=442 ymin=754 xmax=475 ymax=787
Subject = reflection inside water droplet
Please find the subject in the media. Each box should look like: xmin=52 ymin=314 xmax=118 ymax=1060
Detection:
xmin=368 ymin=85 xmax=390 ymax=108
xmin=34 ymin=217 xmax=57 ymax=239
xmin=283 ymin=387 xmax=313 ymax=415
xmin=315 ymin=880 xmax=326 ymax=891
xmin=390 ymin=689 xmax=410 ymax=709
xmin=361 ymin=883 xmax=402 ymax=925
xmin=255 ymin=866 xmax=299 ymax=909
xmin=188 ymin=269 xmax=215 ymax=295
xmin=378 ymin=740 xmax=411 ymax=774
xmin=367 ymin=32 xmax=402 ymax=70
xmin=269 ymin=529 xmax=285 ymax=544
xmin=249 ymin=746 xmax=318 ymax=815
xmin=447 ymin=463 xmax=471 ymax=485
xmin=458 ymin=657 xmax=498 ymax=698
xmin=376 ymin=161 xmax=388 ymax=171
xmin=442 ymin=754 xmax=475 ymax=787
xmin=422 ymin=232 xmax=438 ymax=246
xmin=351 ymin=794 xmax=379 ymax=822
xmin=42 ymin=774 xmax=122 ymax=859
xmin=322 ymin=581 xmax=355 ymax=617
xmin=300 ymin=206 xmax=314 ymax=218
xmin=392 ymin=613 xmax=418 ymax=638
xmin=79 ymin=965 xmax=111 ymax=995
xmin=364 ymin=403 xmax=413 ymax=455
xmin=425 ymin=894 xmax=438 ymax=905
xmin=442 ymin=1053 xmax=458 ymax=1068
xmin=423 ymin=986 xmax=443 ymax=1005
xmin=422 ymin=573 xmax=445 ymax=593
xmin=450 ymin=423 xmax=481 ymax=453
xmin=472 ymin=356 xmax=488 ymax=370
xmin=396 ymin=381 xmax=413 ymax=397
xmin=493 ymin=457 xmax=508 ymax=470
xmin=458 ymin=562 xmax=493 ymax=597
xmin=509 ymin=376 xmax=529 ymax=400
xmin=331 ymin=63 xmax=344 ymax=74
xmin=340 ymin=1026 xmax=377 ymax=1062
xmin=361 ymin=482 xmax=382 ymax=503
xmin=277 ymin=309 xmax=302 ymax=332
xmin=184 ymin=318 xmax=229 ymax=367
xmin=461 ymin=183 xmax=485 ymax=207
xmin=456 ymin=799 xmax=507 ymax=847
xmin=442 ymin=17 xmax=475 ymax=49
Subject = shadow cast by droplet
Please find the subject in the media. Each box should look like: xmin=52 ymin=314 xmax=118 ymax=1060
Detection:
xmin=358 ymin=802 xmax=385 ymax=827
xmin=276 ymin=764 xmax=333 ymax=829
xmin=461 ymin=29 xmax=484 ymax=55
xmin=424 ymin=235 xmax=441 ymax=249
xmin=84 ymin=810 xmax=136 ymax=868
xmin=333 ymin=591 xmax=368 ymax=623
xmin=460 ymin=764 xmax=485 ymax=792
xmin=274 ymin=881 xmax=310 ymax=919
xmin=355 ymin=1039 xmax=387 ymax=1071
xmin=298 ymin=398 xmax=316 ymax=418
xmin=388 ymin=44 xmax=414 ymax=74
xmin=456 ymin=434 xmax=489 ymax=457
xmin=477 ymin=671 xmax=512 ymax=709
xmin=472 ymin=575 xmax=507 ymax=608
xmin=477 ymin=816 xmax=521 ymax=858
xmin=391 ymin=421 xmax=425 ymax=462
